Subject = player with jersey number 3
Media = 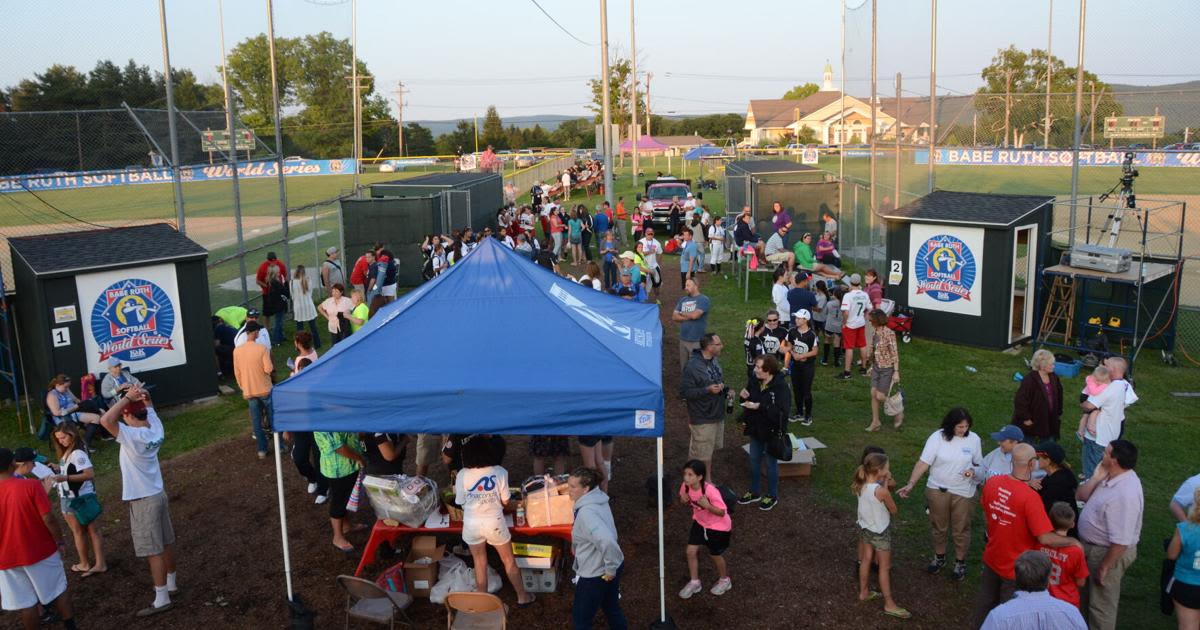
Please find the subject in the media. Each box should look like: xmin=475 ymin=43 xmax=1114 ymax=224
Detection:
xmin=839 ymin=274 xmax=873 ymax=381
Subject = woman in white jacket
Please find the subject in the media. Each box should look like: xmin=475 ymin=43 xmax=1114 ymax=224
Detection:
xmin=568 ymin=467 xmax=628 ymax=629
xmin=291 ymin=266 xmax=321 ymax=348
xmin=707 ymin=218 xmax=727 ymax=274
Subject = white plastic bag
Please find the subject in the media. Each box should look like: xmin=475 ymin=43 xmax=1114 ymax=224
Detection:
xmin=429 ymin=555 xmax=501 ymax=604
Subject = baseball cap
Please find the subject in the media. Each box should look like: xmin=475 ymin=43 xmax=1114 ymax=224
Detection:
xmin=326 ymin=246 xmax=338 ymax=255
xmin=107 ymin=357 xmax=122 ymax=367
xmin=246 ymin=308 xmax=261 ymax=318
xmin=619 ymin=251 xmax=637 ymax=261
xmin=12 ymin=447 xmax=36 ymax=463
xmin=244 ymin=320 xmax=263 ymax=333
xmin=793 ymin=309 xmax=811 ymax=321
xmin=795 ymin=271 xmax=811 ymax=283
xmin=990 ymin=425 xmax=1025 ymax=442
xmin=848 ymin=273 xmax=862 ymax=286
xmin=1036 ymin=441 xmax=1066 ymax=465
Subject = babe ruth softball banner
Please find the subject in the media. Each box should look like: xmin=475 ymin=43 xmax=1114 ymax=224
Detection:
xmin=75 ymin=263 xmax=187 ymax=375
xmin=908 ymin=224 xmax=984 ymax=317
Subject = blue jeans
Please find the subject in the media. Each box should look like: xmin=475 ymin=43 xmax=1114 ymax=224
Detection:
xmin=1081 ymin=437 xmax=1104 ymax=478
xmin=271 ymin=312 xmax=285 ymax=345
xmin=572 ymin=563 xmax=627 ymax=630
xmin=747 ymin=436 xmax=779 ymax=498
xmin=602 ymin=258 xmax=618 ymax=289
xmin=248 ymin=395 xmax=273 ymax=453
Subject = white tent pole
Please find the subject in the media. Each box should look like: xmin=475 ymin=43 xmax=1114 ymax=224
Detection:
xmin=273 ymin=432 xmax=295 ymax=600
xmin=656 ymin=436 xmax=667 ymax=623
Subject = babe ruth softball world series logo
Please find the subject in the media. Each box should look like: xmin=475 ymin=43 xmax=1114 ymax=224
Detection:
xmin=90 ymin=278 xmax=176 ymax=362
xmin=914 ymin=234 xmax=977 ymax=303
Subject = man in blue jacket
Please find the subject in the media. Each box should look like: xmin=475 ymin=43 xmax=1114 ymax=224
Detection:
xmin=568 ymin=467 xmax=627 ymax=630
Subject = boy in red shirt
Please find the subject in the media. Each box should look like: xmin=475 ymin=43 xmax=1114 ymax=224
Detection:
xmin=1039 ymin=501 xmax=1089 ymax=608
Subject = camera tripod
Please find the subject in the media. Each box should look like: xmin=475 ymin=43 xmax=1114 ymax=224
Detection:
xmin=1096 ymin=152 xmax=1142 ymax=248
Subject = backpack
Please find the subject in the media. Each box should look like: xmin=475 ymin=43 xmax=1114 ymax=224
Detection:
xmin=707 ymin=482 xmax=740 ymax=515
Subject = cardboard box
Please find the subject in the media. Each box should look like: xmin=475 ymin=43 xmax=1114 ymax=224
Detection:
xmin=520 ymin=567 xmax=559 ymax=593
xmin=742 ymin=435 xmax=827 ymax=477
xmin=524 ymin=485 xmax=575 ymax=527
xmin=515 ymin=544 xmax=560 ymax=569
xmin=403 ymin=535 xmax=445 ymax=598
xmin=512 ymin=542 xmax=555 ymax=558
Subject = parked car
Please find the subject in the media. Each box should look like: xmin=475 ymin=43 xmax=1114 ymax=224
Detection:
xmin=515 ymin=150 xmax=536 ymax=168
xmin=642 ymin=178 xmax=692 ymax=228
xmin=1128 ymin=143 xmax=1149 ymax=150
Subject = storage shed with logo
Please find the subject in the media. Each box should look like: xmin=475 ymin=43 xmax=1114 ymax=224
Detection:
xmin=882 ymin=191 xmax=1055 ymax=348
xmin=8 ymin=223 xmax=218 ymax=405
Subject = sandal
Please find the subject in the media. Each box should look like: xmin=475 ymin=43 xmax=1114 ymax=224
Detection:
xmin=333 ymin=542 xmax=355 ymax=553
xmin=517 ymin=594 xmax=537 ymax=609
xmin=70 ymin=564 xmax=90 ymax=573
xmin=859 ymin=591 xmax=881 ymax=602
xmin=864 ymin=425 xmax=881 ymax=432
xmin=81 ymin=567 xmax=108 ymax=579
xmin=884 ymin=607 xmax=912 ymax=619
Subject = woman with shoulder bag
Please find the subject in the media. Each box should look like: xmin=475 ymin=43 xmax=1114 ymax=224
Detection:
xmin=51 ymin=422 xmax=106 ymax=577
xmin=736 ymin=354 xmax=791 ymax=512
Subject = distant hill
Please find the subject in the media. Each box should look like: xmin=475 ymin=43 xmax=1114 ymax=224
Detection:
xmin=1108 ymin=80 xmax=1200 ymax=132
xmin=410 ymin=114 xmax=584 ymax=137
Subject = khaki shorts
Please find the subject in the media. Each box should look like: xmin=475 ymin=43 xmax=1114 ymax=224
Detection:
xmin=859 ymin=526 xmax=892 ymax=551
xmin=416 ymin=433 xmax=445 ymax=467
xmin=129 ymin=491 xmax=175 ymax=558
xmin=688 ymin=421 xmax=725 ymax=461
xmin=766 ymin=251 xmax=791 ymax=265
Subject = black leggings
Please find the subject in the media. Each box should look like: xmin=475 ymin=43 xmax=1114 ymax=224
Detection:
xmin=790 ymin=361 xmax=815 ymax=418
xmin=326 ymin=471 xmax=358 ymax=519
xmin=291 ymin=432 xmax=328 ymax=495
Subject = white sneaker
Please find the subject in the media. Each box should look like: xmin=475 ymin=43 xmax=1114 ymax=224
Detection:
xmin=307 ymin=483 xmax=318 ymax=495
xmin=603 ymin=460 xmax=613 ymax=481
xmin=678 ymin=580 xmax=702 ymax=599
xmin=788 ymin=414 xmax=802 ymax=423
xmin=315 ymin=494 xmax=328 ymax=505
xmin=710 ymin=577 xmax=732 ymax=596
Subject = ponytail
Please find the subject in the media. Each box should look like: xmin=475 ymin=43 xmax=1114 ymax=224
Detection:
xmin=851 ymin=453 xmax=889 ymax=495
xmin=851 ymin=464 xmax=869 ymax=496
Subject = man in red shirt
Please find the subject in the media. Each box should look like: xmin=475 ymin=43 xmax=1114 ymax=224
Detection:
xmin=349 ymin=249 xmax=375 ymax=294
xmin=0 ymin=448 xmax=78 ymax=630
xmin=972 ymin=443 xmax=1080 ymax=628
xmin=255 ymin=252 xmax=288 ymax=296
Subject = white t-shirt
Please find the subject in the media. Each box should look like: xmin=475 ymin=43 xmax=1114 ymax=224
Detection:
xmin=116 ymin=407 xmax=166 ymax=501
xmin=57 ymin=449 xmax=95 ymax=498
xmin=841 ymin=289 xmax=872 ymax=329
xmin=772 ymin=284 xmax=791 ymax=320
xmin=1172 ymin=473 xmax=1200 ymax=512
xmin=639 ymin=238 xmax=661 ymax=269
xmin=918 ymin=430 xmax=983 ymax=498
xmin=640 ymin=200 xmax=654 ymax=217
xmin=234 ymin=324 xmax=272 ymax=349
xmin=857 ymin=482 xmax=890 ymax=534
xmin=1087 ymin=378 xmax=1137 ymax=447
xmin=455 ymin=465 xmax=510 ymax=522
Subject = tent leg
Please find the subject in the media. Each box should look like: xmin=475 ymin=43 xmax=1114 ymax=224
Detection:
xmin=273 ymin=432 xmax=295 ymax=600
xmin=656 ymin=436 xmax=667 ymax=624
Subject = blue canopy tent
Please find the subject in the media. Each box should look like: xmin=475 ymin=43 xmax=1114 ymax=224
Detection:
xmin=682 ymin=145 xmax=725 ymax=160
xmin=267 ymin=238 xmax=671 ymax=621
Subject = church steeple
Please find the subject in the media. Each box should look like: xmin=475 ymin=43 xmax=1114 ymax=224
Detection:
xmin=821 ymin=60 xmax=834 ymax=91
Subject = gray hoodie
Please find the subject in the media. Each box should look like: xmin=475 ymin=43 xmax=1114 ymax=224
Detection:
xmin=571 ymin=488 xmax=624 ymax=579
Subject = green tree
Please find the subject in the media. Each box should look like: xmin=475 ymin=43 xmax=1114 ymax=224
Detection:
xmin=550 ymin=118 xmax=593 ymax=148
xmin=782 ymin=82 xmax=820 ymax=100
xmin=976 ymin=45 xmax=1121 ymax=147
xmin=435 ymin=120 xmax=476 ymax=155
xmin=523 ymin=124 xmax=550 ymax=148
xmin=171 ymin=69 xmax=224 ymax=110
xmin=225 ymin=34 xmax=300 ymax=127
xmin=794 ymin=124 xmax=818 ymax=144
xmin=588 ymin=58 xmax=644 ymax=127
xmin=403 ymin=122 xmax=435 ymax=156
xmin=481 ymin=106 xmax=507 ymax=149
xmin=9 ymin=64 xmax=90 ymax=110
xmin=505 ymin=125 xmax=525 ymax=150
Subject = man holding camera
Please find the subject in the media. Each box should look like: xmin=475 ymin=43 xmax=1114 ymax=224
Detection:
xmin=99 ymin=386 xmax=178 ymax=617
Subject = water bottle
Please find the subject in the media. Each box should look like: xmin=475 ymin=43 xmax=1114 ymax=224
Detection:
xmin=965 ymin=366 xmax=978 ymax=374
xmin=515 ymin=505 xmax=526 ymax=527
xmin=725 ymin=389 xmax=735 ymax=414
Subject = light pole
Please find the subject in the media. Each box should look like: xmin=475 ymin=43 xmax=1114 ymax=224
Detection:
xmin=599 ymin=0 xmax=614 ymax=207
xmin=630 ymin=0 xmax=639 ymax=190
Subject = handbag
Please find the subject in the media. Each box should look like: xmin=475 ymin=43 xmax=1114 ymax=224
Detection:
xmin=884 ymin=383 xmax=905 ymax=417
xmin=69 ymin=493 xmax=102 ymax=527
xmin=765 ymin=428 xmax=793 ymax=462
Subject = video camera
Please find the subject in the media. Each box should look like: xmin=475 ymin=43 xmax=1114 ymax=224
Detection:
xmin=1119 ymin=151 xmax=1138 ymax=209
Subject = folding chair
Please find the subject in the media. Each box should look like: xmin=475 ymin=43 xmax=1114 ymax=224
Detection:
xmin=444 ymin=592 xmax=507 ymax=630
xmin=335 ymin=575 xmax=412 ymax=629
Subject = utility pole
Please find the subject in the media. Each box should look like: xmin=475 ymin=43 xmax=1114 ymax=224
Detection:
xmin=394 ymin=82 xmax=406 ymax=157
xmin=1067 ymin=0 xmax=1087 ymax=249
xmin=266 ymin=0 xmax=289 ymax=271
xmin=630 ymin=0 xmax=639 ymax=190
xmin=349 ymin=0 xmax=361 ymax=193
xmin=869 ymin=0 xmax=877 ymax=212
xmin=599 ymin=0 xmax=614 ymax=207
xmin=218 ymin=0 xmax=248 ymax=305
xmin=895 ymin=72 xmax=902 ymax=207
xmin=1043 ymin=0 xmax=1054 ymax=148
xmin=927 ymin=0 xmax=937 ymax=193
xmin=644 ymin=72 xmax=652 ymax=136
xmin=157 ymin=0 xmax=185 ymax=234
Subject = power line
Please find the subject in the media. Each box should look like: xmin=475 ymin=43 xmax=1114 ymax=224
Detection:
xmin=528 ymin=0 xmax=595 ymax=46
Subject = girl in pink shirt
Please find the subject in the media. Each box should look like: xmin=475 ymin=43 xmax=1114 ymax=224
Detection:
xmin=677 ymin=460 xmax=733 ymax=599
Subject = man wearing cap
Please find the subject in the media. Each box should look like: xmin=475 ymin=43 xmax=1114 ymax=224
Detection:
xmin=13 ymin=448 xmax=56 ymax=495
xmin=613 ymin=271 xmax=647 ymax=303
xmin=320 ymin=246 xmax=344 ymax=293
xmin=839 ymin=274 xmax=872 ymax=381
xmin=672 ymin=278 xmax=710 ymax=373
xmin=637 ymin=228 xmax=663 ymax=299
xmin=0 ymin=448 xmax=79 ymax=630
xmin=678 ymin=230 xmax=703 ymax=289
xmin=786 ymin=271 xmax=818 ymax=321
xmin=233 ymin=308 xmax=272 ymax=349
xmin=98 ymin=387 xmax=178 ymax=617
xmin=1075 ymin=439 xmax=1143 ymax=630
xmin=255 ymin=251 xmax=288 ymax=298
xmin=618 ymin=252 xmax=643 ymax=287
xmin=100 ymin=357 xmax=143 ymax=406
xmin=234 ymin=321 xmax=275 ymax=459
xmin=979 ymin=425 xmax=1025 ymax=485
xmin=973 ymin=443 xmax=1081 ymax=628
xmin=783 ymin=309 xmax=819 ymax=426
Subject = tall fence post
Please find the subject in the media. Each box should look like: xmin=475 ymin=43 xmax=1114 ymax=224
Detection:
xmin=266 ymin=0 xmax=290 ymax=271
xmin=157 ymin=0 xmax=186 ymax=234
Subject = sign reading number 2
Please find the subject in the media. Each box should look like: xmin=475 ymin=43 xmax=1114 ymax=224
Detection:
xmin=52 ymin=327 xmax=71 ymax=348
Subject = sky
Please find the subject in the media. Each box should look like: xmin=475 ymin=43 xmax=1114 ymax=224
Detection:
xmin=1 ymin=0 xmax=1197 ymax=123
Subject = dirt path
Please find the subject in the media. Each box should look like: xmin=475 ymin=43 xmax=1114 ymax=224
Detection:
xmin=54 ymin=255 xmax=968 ymax=630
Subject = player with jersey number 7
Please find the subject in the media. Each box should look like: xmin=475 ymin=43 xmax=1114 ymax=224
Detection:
xmin=838 ymin=274 xmax=873 ymax=381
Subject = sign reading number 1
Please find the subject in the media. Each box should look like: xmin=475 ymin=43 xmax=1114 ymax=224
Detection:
xmin=52 ymin=327 xmax=71 ymax=347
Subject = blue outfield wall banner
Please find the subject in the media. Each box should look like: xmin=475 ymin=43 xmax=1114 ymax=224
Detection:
xmin=0 ymin=158 xmax=358 ymax=194
xmin=914 ymin=149 xmax=1200 ymax=168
